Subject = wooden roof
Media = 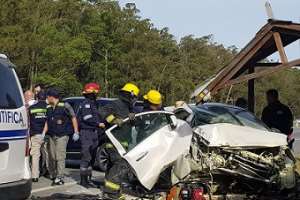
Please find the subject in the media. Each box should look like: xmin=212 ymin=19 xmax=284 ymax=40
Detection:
xmin=205 ymin=20 xmax=300 ymax=97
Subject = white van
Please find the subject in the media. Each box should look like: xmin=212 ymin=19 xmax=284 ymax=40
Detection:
xmin=0 ymin=55 xmax=31 ymax=200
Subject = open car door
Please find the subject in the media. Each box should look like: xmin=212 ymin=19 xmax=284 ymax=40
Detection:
xmin=105 ymin=111 xmax=193 ymax=190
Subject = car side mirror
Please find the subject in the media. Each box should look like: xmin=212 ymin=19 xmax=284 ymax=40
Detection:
xmin=170 ymin=115 xmax=178 ymax=129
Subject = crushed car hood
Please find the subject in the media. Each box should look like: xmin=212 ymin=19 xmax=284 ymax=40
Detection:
xmin=194 ymin=123 xmax=287 ymax=148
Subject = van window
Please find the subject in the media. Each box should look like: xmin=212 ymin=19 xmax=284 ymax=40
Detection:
xmin=0 ymin=67 xmax=23 ymax=109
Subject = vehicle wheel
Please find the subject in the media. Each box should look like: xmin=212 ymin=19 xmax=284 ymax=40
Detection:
xmin=95 ymin=144 xmax=109 ymax=172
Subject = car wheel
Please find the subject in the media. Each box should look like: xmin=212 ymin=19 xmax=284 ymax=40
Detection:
xmin=95 ymin=144 xmax=109 ymax=172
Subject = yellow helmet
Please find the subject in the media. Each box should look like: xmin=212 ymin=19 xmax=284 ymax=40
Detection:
xmin=143 ymin=90 xmax=162 ymax=105
xmin=121 ymin=83 xmax=140 ymax=97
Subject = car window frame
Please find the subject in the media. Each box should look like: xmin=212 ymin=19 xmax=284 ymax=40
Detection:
xmin=105 ymin=111 xmax=175 ymax=156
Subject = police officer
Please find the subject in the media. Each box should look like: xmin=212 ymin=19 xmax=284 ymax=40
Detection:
xmin=76 ymin=83 xmax=105 ymax=187
xmin=262 ymin=89 xmax=294 ymax=148
xmin=43 ymin=88 xmax=79 ymax=186
xmin=102 ymin=83 xmax=140 ymax=199
xmin=29 ymin=91 xmax=47 ymax=182
xmin=143 ymin=89 xmax=163 ymax=111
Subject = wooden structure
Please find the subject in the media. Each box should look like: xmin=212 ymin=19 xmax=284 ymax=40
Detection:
xmin=195 ymin=20 xmax=300 ymax=112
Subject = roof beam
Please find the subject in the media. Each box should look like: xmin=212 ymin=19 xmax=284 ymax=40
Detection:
xmin=273 ymin=32 xmax=288 ymax=63
xmin=210 ymin=31 xmax=274 ymax=93
xmin=255 ymin=62 xmax=300 ymax=67
xmin=215 ymin=58 xmax=300 ymax=90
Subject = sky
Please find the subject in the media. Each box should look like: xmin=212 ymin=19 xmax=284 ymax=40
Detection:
xmin=118 ymin=0 xmax=300 ymax=60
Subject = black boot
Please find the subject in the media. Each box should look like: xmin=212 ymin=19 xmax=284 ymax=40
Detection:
xmin=80 ymin=174 xmax=89 ymax=188
xmin=87 ymin=166 xmax=93 ymax=181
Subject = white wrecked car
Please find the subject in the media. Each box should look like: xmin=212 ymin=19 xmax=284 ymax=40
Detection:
xmin=105 ymin=104 xmax=296 ymax=196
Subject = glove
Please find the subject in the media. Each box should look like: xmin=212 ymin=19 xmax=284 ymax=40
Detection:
xmin=72 ymin=132 xmax=80 ymax=142
xmin=113 ymin=118 xmax=124 ymax=127
xmin=128 ymin=113 xmax=136 ymax=121
xmin=99 ymin=123 xmax=106 ymax=129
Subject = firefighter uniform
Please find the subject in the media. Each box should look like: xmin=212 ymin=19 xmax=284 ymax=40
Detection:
xmin=102 ymin=83 xmax=140 ymax=199
xmin=46 ymin=101 xmax=75 ymax=184
xmin=78 ymin=98 xmax=103 ymax=186
xmin=29 ymin=100 xmax=47 ymax=181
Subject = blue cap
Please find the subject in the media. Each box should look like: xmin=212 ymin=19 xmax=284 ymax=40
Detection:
xmin=46 ymin=88 xmax=60 ymax=99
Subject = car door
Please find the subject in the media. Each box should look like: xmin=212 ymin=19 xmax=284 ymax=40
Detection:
xmin=105 ymin=111 xmax=193 ymax=189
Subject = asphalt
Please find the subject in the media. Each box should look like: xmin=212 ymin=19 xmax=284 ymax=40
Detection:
xmin=30 ymin=168 xmax=104 ymax=199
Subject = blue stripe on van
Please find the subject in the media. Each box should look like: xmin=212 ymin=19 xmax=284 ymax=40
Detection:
xmin=0 ymin=129 xmax=27 ymax=138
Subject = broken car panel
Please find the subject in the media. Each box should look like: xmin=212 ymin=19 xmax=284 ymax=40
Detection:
xmin=105 ymin=105 xmax=296 ymax=196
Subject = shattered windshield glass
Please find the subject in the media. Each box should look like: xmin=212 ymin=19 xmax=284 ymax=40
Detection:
xmin=190 ymin=105 xmax=241 ymax=127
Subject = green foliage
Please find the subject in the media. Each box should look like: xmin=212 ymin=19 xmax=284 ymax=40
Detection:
xmin=0 ymin=0 xmax=299 ymax=116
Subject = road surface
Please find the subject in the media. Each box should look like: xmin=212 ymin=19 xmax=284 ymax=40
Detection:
xmin=30 ymin=168 xmax=104 ymax=199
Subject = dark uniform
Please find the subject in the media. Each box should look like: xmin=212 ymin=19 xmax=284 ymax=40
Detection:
xmin=46 ymin=102 xmax=75 ymax=182
xmin=29 ymin=101 xmax=47 ymax=179
xmin=102 ymin=98 xmax=135 ymax=198
xmin=29 ymin=101 xmax=48 ymax=135
xmin=262 ymin=101 xmax=294 ymax=147
xmin=262 ymin=101 xmax=293 ymax=135
xmin=77 ymin=98 xmax=102 ymax=180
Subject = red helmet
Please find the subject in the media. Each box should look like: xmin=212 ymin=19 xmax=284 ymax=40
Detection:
xmin=83 ymin=83 xmax=100 ymax=94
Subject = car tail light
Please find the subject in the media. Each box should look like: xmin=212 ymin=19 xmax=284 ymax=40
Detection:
xmin=192 ymin=187 xmax=205 ymax=200
xmin=25 ymin=131 xmax=30 ymax=156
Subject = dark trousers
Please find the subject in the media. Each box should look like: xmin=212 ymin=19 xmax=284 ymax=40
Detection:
xmin=104 ymin=147 xmax=134 ymax=196
xmin=80 ymin=129 xmax=99 ymax=170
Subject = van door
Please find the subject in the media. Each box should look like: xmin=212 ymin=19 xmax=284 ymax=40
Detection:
xmin=105 ymin=111 xmax=193 ymax=189
xmin=0 ymin=61 xmax=28 ymax=184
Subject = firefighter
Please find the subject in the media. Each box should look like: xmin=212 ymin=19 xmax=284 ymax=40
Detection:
xmin=143 ymin=89 xmax=163 ymax=111
xmin=77 ymin=83 xmax=105 ymax=187
xmin=43 ymin=88 xmax=79 ymax=186
xmin=29 ymin=91 xmax=47 ymax=182
xmin=102 ymin=83 xmax=140 ymax=199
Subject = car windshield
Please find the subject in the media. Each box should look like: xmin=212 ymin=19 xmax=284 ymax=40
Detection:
xmin=190 ymin=105 xmax=269 ymax=131
xmin=190 ymin=105 xmax=241 ymax=127
xmin=225 ymin=107 xmax=270 ymax=131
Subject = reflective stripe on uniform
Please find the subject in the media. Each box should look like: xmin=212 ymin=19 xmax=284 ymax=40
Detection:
xmin=106 ymin=114 xmax=116 ymax=123
xmin=105 ymin=142 xmax=128 ymax=149
xmin=30 ymin=108 xmax=47 ymax=114
xmin=83 ymin=114 xmax=93 ymax=120
xmin=121 ymin=141 xmax=128 ymax=147
xmin=105 ymin=180 xmax=120 ymax=191
xmin=105 ymin=143 xmax=114 ymax=148
xmin=58 ymin=102 xmax=65 ymax=107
